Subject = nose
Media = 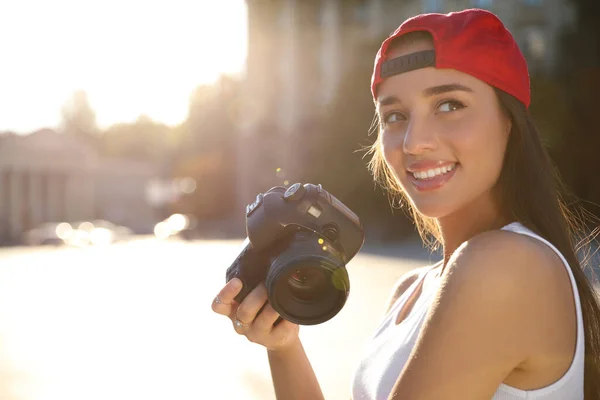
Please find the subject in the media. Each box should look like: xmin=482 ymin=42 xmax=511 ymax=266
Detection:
xmin=403 ymin=117 xmax=438 ymax=155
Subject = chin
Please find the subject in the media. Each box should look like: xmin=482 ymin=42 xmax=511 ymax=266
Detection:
xmin=411 ymin=205 xmax=452 ymax=219
xmin=407 ymin=196 xmax=457 ymax=219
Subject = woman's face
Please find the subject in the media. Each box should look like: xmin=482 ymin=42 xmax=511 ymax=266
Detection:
xmin=376 ymin=39 xmax=512 ymax=219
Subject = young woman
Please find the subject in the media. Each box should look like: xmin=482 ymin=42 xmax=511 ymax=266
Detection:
xmin=211 ymin=8 xmax=600 ymax=400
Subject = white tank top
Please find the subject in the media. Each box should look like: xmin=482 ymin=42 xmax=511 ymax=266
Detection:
xmin=351 ymin=222 xmax=585 ymax=399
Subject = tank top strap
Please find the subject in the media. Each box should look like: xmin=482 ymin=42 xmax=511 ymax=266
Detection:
xmin=499 ymin=222 xmax=585 ymax=387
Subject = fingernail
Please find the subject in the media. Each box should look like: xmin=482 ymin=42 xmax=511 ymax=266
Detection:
xmin=231 ymin=278 xmax=242 ymax=290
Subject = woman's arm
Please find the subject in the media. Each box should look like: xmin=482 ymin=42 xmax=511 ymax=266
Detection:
xmin=387 ymin=230 xmax=568 ymax=400
xmin=267 ymin=264 xmax=437 ymax=400
xmin=268 ymin=338 xmax=325 ymax=400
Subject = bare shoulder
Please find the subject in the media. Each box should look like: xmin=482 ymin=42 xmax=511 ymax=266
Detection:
xmin=446 ymin=229 xmax=566 ymax=288
xmin=384 ymin=264 xmax=435 ymax=313
xmin=439 ymin=228 xmax=574 ymax=342
xmin=385 ymin=229 xmax=575 ymax=398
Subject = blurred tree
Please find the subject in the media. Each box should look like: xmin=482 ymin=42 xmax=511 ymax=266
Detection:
xmin=553 ymin=0 xmax=600 ymax=219
xmin=180 ymin=75 xmax=240 ymax=154
xmin=101 ymin=115 xmax=175 ymax=164
xmin=59 ymin=90 xmax=99 ymax=138
xmin=170 ymin=150 xmax=233 ymax=218
xmin=169 ymin=75 xmax=241 ymax=219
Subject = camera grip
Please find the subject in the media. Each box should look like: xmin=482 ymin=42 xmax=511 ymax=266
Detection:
xmin=226 ymin=239 xmax=272 ymax=304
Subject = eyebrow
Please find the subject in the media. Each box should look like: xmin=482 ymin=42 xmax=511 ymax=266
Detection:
xmin=423 ymin=83 xmax=474 ymax=97
xmin=377 ymin=83 xmax=475 ymax=106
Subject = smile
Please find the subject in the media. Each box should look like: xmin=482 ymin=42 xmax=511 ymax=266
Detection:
xmin=407 ymin=162 xmax=458 ymax=192
xmin=411 ymin=163 xmax=457 ymax=180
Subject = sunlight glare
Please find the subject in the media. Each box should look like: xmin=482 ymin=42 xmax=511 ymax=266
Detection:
xmin=0 ymin=0 xmax=248 ymax=132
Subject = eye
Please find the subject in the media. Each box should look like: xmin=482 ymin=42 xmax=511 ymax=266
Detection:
xmin=437 ymin=100 xmax=465 ymax=113
xmin=381 ymin=111 xmax=407 ymax=125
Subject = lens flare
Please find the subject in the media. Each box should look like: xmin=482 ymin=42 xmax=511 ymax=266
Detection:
xmin=55 ymin=223 xmax=73 ymax=240
xmin=167 ymin=214 xmax=189 ymax=232
xmin=332 ymin=268 xmax=348 ymax=291
xmin=154 ymin=222 xmax=171 ymax=240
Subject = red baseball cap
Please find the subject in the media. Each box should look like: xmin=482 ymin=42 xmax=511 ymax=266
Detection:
xmin=371 ymin=8 xmax=530 ymax=108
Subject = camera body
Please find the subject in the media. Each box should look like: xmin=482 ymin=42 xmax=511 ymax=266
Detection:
xmin=226 ymin=183 xmax=365 ymax=325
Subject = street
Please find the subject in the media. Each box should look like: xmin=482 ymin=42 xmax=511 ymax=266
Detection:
xmin=0 ymin=237 xmax=437 ymax=400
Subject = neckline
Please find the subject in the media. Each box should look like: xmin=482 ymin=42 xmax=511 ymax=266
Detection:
xmin=393 ymin=262 xmax=442 ymax=326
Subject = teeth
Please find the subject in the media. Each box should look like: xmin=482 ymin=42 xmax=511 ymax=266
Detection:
xmin=412 ymin=163 xmax=456 ymax=180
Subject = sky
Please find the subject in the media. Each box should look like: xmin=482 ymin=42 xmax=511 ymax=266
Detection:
xmin=0 ymin=0 xmax=248 ymax=134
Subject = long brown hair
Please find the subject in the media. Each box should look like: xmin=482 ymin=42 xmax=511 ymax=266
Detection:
xmin=366 ymin=32 xmax=600 ymax=398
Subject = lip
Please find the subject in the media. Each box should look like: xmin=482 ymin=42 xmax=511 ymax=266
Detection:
xmin=407 ymin=163 xmax=459 ymax=192
xmin=406 ymin=160 xmax=457 ymax=173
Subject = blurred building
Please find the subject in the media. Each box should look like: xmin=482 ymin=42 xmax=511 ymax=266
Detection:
xmin=235 ymin=0 xmax=574 ymax=219
xmin=0 ymin=129 xmax=158 ymax=245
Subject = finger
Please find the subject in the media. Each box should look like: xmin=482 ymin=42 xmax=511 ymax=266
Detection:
xmin=211 ymin=278 xmax=243 ymax=316
xmin=235 ymin=283 xmax=268 ymax=324
xmin=253 ymin=302 xmax=282 ymax=332
xmin=232 ymin=316 xmax=252 ymax=335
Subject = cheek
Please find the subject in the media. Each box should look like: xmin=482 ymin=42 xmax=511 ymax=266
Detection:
xmin=381 ymin=133 xmax=405 ymax=173
xmin=452 ymin=117 xmax=508 ymax=176
xmin=380 ymin=133 xmax=393 ymax=161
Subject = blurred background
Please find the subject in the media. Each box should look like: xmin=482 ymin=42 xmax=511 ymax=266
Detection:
xmin=0 ymin=0 xmax=598 ymax=399
xmin=1 ymin=0 xmax=599 ymax=246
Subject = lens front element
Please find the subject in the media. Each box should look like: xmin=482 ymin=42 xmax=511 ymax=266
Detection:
xmin=287 ymin=268 xmax=329 ymax=303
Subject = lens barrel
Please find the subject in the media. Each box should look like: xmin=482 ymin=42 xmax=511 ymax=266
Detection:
xmin=265 ymin=231 xmax=350 ymax=325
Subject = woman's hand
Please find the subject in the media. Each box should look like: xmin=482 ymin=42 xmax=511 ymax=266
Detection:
xmin=211 ymin=278 xmax=300 ymax=352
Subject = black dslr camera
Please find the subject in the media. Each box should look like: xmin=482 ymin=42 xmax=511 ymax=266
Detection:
xmin=226 ymin=183 xmax=365 ymax=325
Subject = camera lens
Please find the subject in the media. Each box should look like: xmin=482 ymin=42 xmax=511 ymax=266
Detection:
xmin=287 ymin=268 xmax=328 ymax=302
xmin=265 ymin=232 xmax=350 ymax=325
